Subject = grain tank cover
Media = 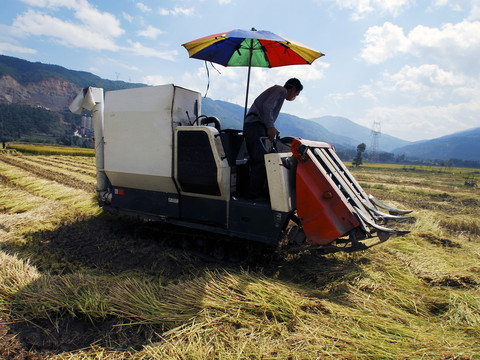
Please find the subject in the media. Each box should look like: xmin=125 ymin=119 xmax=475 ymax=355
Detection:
xmin=103 ymin=84 xmax=201 ymax=193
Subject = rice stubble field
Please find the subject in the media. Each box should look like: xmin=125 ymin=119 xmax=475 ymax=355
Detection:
xmin=0 ymin=149 xmax=479 ymax=359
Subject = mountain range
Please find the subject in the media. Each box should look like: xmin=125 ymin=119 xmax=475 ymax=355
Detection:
xmin=0 ymin=54 xmax=479 ymax=164
xmin=394 ymin=128 xmax=480 ymax=162
xmin=202 ymin=98 xmax=479 ymax=163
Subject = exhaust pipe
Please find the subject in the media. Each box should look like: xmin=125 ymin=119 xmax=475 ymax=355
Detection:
xmin=69 ymin=87 xmax=110 ymax=203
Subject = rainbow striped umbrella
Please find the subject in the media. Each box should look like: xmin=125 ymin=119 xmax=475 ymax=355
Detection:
xmin=182 ymin=28 xmax=324 ymax=117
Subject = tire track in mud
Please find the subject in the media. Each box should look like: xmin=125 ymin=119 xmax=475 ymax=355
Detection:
xmin=0 ymin=156 xmax=95 ymax=193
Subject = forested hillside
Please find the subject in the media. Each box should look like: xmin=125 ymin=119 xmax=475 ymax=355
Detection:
xmin=0 ymin=103 xmax=91 ymax=147
xmin=0 ymin=55 xmax=144 ymax=147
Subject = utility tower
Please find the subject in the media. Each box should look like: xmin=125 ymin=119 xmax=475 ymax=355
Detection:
xmin=369 ymin=120 xmax=381 ymax=163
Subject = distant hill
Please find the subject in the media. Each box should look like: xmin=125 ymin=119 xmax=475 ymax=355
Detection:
xmin=202 ymin=99 xmax=367 ymax=151
xmin=201 ymin=98 xmax=243 ymax=130
xmin=394 ymin=127 xmax=480 ymax=161
xmin=0 ymin=55 xmax=478 ymax=164
xmin=276 ymin=113 xmax=355 ymax=150
xmin=312 ymin=116 xmax=411 ymax=152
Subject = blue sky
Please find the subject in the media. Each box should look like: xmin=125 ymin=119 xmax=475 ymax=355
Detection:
xmin=1 ymin=0 xmax=479 ymax=141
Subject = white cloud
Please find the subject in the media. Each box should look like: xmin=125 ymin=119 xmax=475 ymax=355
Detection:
xmin=137 ymin=25 xmax=165 ymax=40
xmin=118 ymin=63 xmax=140 ymax=72
xmin=186 ymin=64 xmax=247 ymax=102
xmin=18 ymin=0 xmax=77 ymax=7
xmin=329 ymin=91 xmax=356 ymax=103
xmin=125 ymin=40 xmax=178 ymax=60
xmin=74 ymin=3 xmax=124 ymax=37
xmin=136 ymin=2 xmax=152 ymax=12
xmin=361 ymin=20 xmax=480 ymax=74
xmin=362 ymin=100 xmax=480 ymax=141
xmin=159 ymin=7 xmax=194 ymax=16
xmin=11 ymin=10 xmax=120 ymax=51
xmin=143 ymin=74 xmax=174 ymax=85
xmin=271 ymin=61 xmax=329 ymax=82
xmin=352 ymin=53 xmax=480 ymax=141
xmin=381 ymin=64 xmax=469 ymax=101
xmin=361 ymin=22 xmax=409 ymax=63
xmin=122 ymin=12 xmax=133 ymax=22
xmin=11 ymin=0 xmax=125 ymax=52
xmin=468 ymin=4 xmax=480 ymax=20
xmin=358 ymin=84 xmax=379 ymax=102
xmin=354 ymin=63 xmax=479 ymax=128
xmin=9 ymin=3 xmax=177 ymax=60
xmin=18 ymin=0 xmax=123 ymax=37
xmin=334 ymin=0 xmax=374 ymax=19
xmin=380 ymin=0 xmax=413 ymax=16
xmin=331 ymin=0 xmax=413 ymax=20
xmin=0 ymin=41 xmax=37 ymax=54
xmin=430 ymin=0 xmax=473 ymax=12
xmin=408 ymin=21 xmax=480 ymax=67
xmin=90 ymin=57 xmax=141 ymax=79
xmin=8 ymin=0 xmax=178 ymax=60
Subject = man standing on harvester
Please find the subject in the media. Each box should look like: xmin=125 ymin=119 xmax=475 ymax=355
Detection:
xmin=243 ymin=78 xmax=303 ymax=200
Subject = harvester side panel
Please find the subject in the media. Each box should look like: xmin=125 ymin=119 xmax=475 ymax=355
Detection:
xmin=109 ymin=186 xmax=180 ymax=218
xmin=295 ymin=149 xmax=360 ymax=245
xmin=265 ymin=152 xmax=296 ymax=212
xmin=103 ymin=85 xmax=201 ymax=193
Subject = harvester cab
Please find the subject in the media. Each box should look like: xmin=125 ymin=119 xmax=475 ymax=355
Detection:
xmin=70 ymin=84 xmax=413 ymax=258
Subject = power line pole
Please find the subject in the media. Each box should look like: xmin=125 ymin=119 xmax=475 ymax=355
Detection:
xmin=370 ymin=120 xmax=381 ymax=163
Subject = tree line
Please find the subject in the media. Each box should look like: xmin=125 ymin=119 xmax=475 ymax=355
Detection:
xmin=343 ymin=142 xmax=480 ymax=169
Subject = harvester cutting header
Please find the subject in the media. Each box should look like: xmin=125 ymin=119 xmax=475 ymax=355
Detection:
xmin=70 ymin=84 xmax=412 ymax=260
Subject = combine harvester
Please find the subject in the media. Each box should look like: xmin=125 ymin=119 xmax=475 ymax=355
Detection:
xmin=70 ymin=85 xmax=412 ymax=261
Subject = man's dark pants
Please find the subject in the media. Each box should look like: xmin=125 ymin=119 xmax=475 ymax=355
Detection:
xmin=243 ymin=121 xmax=268 ymax=199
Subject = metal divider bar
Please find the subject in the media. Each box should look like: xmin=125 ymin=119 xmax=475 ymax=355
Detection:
xmin=313 ymin=148 xmax=376 ymax=223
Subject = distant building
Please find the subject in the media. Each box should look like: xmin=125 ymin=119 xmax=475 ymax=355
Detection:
xmin=80 ymin=115 xmax=93 ymax=136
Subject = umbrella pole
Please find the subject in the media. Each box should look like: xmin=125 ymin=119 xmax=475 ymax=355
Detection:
xmin=244 ymin=66 xmax=251 ymax=120
xmin=244 ymin=40 xmax=254 ymax=120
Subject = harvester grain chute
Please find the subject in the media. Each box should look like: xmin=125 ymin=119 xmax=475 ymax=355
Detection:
xmin=70 ymin=85 xmax=413 ymax=260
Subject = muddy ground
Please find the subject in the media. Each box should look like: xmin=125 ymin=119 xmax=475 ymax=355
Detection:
xmin=0 ymin=214 xmax=213 ymax=358
xmin=1 ymin=213 xmax=355 ymax=359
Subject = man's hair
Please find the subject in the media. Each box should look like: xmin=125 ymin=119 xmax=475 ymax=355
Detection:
xmin=284 ymin=78 xmax=303 ymax=92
